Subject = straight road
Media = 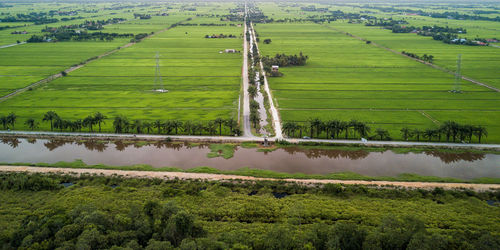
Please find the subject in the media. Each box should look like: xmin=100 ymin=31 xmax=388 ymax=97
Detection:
xmin=241 ymin=7 xmax=253 ymax=138
xmin=1 ymin=130 xmax=499 ymax=149
xmin=1 ymin=166 xmax=498 ymax=191
xmin=249 ymin=22 xmax=283 ymax=139
xmin=0 ymin=42 xmax=26 ymax=49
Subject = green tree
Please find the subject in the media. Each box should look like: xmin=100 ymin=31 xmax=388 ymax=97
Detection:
xmin=24 ymin=118 xmax=38 ymax=131
xmin=153 ymin=119 xmax=163 ymax=134
xmin=375 ymin=128 xmax=390 ymax=140
xmin=400 ymin=127 xmax=411 ymax=141
xmin=171 ymin=120 xmax=183 ymax=135
xmin=0 ymin=115 xmax=8 ymax=129
xmin=93 ymin=112 xmax=107 ymax=132
xmin=214 ymin=118 xmax=224 ymax=136
xmin=247 ymin=85 xmax=258 ymax=99
xmin=7 ymin=113 xmax=17 ymax=129
xmin=43 ymin=111 xmax=59 ymax=131
xmin=83 ymin=115 xmax=96 ymax=132
xmin=133 ymin=119 xmax=143 ymax=134
xmin=474 ymin=126 xmax=488 ymax=143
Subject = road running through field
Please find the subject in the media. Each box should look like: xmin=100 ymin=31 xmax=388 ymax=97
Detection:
xmin=0 ymin=42 xmax=26 ymax=49
xmin=249 ymin=22 xmax=283 ymax=139
xmin=0 ymin=19 xmax=191 ymax=103
xmin=321 ymin=24 xmax=500 ymax=93
xmin=241 ymin=6 xmax=253 ymax=138
xmin=1 ymin=166 xmax=498 ymax=192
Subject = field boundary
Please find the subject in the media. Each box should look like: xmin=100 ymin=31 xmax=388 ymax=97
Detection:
xmin=1 ymin=166 xmax=499 ymax=191
xmin=0 ymin=18 xmax=193 ymax=103
xmin=321 ymin=24 xmax=500 ymax=93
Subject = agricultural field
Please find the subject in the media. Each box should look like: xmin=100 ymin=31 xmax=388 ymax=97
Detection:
xmin=256 ymin=2 xmax=500 ymax=143
xmin=0 ymin=2 xmax=243 ymax=134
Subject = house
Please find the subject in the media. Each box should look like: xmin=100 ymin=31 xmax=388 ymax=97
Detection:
xmin=271 ymin=65 xmax=279 ymax=72
xmin=487 ymin=39 xmax=498 ymax=43
xmin=224 ymin=49 xmax=236 ymax=53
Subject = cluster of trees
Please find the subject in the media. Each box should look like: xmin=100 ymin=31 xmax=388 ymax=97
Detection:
xmin=262 ymin=53 xmax=308 ymax=76
xmin=2 ymin=111 xmax=240 ymax=136
xmin=112 ymin=116 xmax=240 ymax=136
xmin=401 ymin=121 xmax=488 ymax=143
xmin=0 ymin=113 xmax=17 ymax=130
xmin=203 ymin=34 xmax=236 ymax=38
xmin=283 ymin=119 xmax=488 ymax=142
xmin=1 ymin=173 xmax=499 ymax=249
xmin=7 ymin=200 xmax=204 ymax=249
xmin=262 ymin=53 xmax=308 ymax=68
xmin=263 ymin=38 xmax=271 ymax=44
xmin=133 ymin=13 xmax=151 ymax=19
xmin=27 ymin=31 xmax=133 ymax=43
xmin=0 ymin=12 xmax=59 ymax=24
xmin=402 ymin=51 xmax=434 ymax=63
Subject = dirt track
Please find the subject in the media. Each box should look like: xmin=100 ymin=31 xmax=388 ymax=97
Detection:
xmin=1 ymin=166 xmax=499 ymax=192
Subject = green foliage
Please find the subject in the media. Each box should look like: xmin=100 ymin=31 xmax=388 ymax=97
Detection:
xmin=0 ymin=173 xmax=499 ymax=249
xmin=206 ymin=144 xmax=236 ymax=159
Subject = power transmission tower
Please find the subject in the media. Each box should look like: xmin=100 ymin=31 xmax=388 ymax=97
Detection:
xmin=154 ymin=52 xmax=167 ymax=93
xmin=451 ymin=54 xmax=462 ymax=93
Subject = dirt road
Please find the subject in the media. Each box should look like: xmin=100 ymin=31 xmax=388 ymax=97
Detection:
xmin=1 ymin=166 xmax=498 ymax=192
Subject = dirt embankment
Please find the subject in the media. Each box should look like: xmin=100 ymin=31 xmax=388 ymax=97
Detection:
xmin=1 ymin=166 xmax=499 ymax=192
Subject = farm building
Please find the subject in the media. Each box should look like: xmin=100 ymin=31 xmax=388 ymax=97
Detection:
xmin=271 ymin=65 xmax=279 ymax=72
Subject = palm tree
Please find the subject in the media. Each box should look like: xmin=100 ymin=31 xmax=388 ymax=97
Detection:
xmin=340 ymin=121 xmax=349 ymax=139
xmin=153 ymin=119 xmax=163 ymax=134
xmin=113 ymin=116 xmax=127 ymax=133
xmin=206 ymin=121 xmax=217 ymax=135
xmin=132 ymin=119 xmax=143 ymax=134
xmin=250 ymin=112 xmax=259 ymax=129
xmin=171 ymin=120 xmax=183 ymax=135
xmin=0 ymin=116 xmax=8 ymax=130
xmin=375 ymin=128 xmax=390 ymax=140
xmin=474 ymin=126 xmax=488 ymax=143
xmin=423 ymin=129 xmax=435 ymax=142
xmin=283 ymin=122 xmax=295 ymax=138
xmin=308 ymin=118 xmax=322 ymax=138
xmin=248 ymin=85 xmax=258 ymax=99
xmin=214 ymin=118 xmax=225 ymax=136
xmin=7 ymin=113 xmax=16 ymax=129
xmin=93 ymin=112 xmax=107 ymax=132
xmin=400 ymin=127 xmax=411 ymax=141
xmin=225 ymin=118 xmax=237 ymax=134
xmin=183 ymin=121 xmax=194 ymax=135
xmin=356 ymin=122 xmax=371 ymax=139
xmin=43 ymin=111 xmax=59 ymax=131
xmin=24 ymin=118 xmax=38 ymax=131
xmin=349 ymin=120 xmax=359 ymax=138
xmin=413 ymin=129 xmax=422 ymax=141
xmin=143 ymin=121 xmax=152 ymax=134
xmin=83 ymin=115 xmax=96 ymax=132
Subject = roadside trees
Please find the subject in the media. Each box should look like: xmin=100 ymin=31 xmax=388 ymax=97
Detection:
xmin=93 ymin=112 xmax=107 ymax=132
xmin=43 ymin=111 xmax=59 ymax=131
xmin=24 ymin=118 xmax=38 ymax=131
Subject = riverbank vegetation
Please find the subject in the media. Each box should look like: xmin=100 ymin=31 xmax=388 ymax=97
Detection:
xmin=0 ymin=173 xmax=498 ymax=249
xmin=2 ymin=159 xmax=499 ymax=184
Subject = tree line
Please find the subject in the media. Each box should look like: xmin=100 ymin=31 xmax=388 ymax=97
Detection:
xmin=283 ymin=119 xmax=488 ymax=143
xmin=402 ymin=51 xmax=434 ymax=63
xmin=0 ymin=111 xmax=241 ymax=136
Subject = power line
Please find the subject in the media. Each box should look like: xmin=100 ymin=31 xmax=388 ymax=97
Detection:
xmin=154 ymin=52 xmax=167 ymax=93
xmin=451 ymin=54 xmax=462 ymax=93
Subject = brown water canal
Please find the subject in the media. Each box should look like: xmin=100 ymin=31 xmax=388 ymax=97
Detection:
xmin=0 ymin=138 xmax=499 ymax=179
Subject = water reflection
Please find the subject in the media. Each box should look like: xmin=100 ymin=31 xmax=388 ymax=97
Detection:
xmin=282 ymin=147 xmax=370 ymax=160
xmin=425 ymin=151 xmax=486 ymax=164
xmin=0 ymin=137 xmax=498 ymax=179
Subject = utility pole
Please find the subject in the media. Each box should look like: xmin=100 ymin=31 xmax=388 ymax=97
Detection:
xmin=451 ymin=54 xmax=462 ymax=93
xmin=154 ymin=52 xmax=167 ymax=93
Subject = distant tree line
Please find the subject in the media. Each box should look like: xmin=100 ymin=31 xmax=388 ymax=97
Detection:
xmin=204 ymin=34 xmax=236 ymax=38
xmin=133 ymin=13 xmax=151 ymax=19
xmin=283 ymin=119 xmax=488 ymax=143
xmin=262 ymin=53 xmax=308 ymax=76
xmin=402 ymin=51 xmax=434 ymax=63
xmin=0 ymin=111 xmax=241 ymax=136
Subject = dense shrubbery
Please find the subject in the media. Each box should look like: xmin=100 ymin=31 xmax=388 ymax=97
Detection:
xmin=0 ymin=173 xmax=499 ymax=249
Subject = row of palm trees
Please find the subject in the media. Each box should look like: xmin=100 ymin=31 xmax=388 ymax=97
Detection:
xmin=112 ymin=116 xmax=240 ymax=136
xmin=282 ymin=119 xmax=488 ymax=143
xmin=3 ymin=111 xmax=241 ymax=136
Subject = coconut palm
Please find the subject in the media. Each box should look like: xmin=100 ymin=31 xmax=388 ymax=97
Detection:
xmin=93 ymin=112 xmax=107 ymax=132
xmin=143 ymin=121 xmax=152 ymax=134
xmin=474 ymin=126 xmax=488 ymax=143
xmin=43 ymin=111 xmax=59 ymax=131
xmin=214 ymin=118 xmax=225 ymax=135
xmin=225 ymin=118 xmax=237 ymax=134
xmin=375 ymin=128 xmax=390 ymax=140
xmin=24 ymin=118 xmax=38 ymax=131
xmin=7 ymin=113 xmax=16 ymax=129
xmin=0 ymin=116 xmax=8 ymax=130
xmin=83 ymin=115 xmax=96 ymax=132
xmin=171 ymin=120 xmax=183 ymax=135
xmin=400 ymin=127 xmax=411 ymax=141
xmin=132 ymin=119 xmax=143 ymax=134
xmin=153 ymin=119 xmax=163 ymax=134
